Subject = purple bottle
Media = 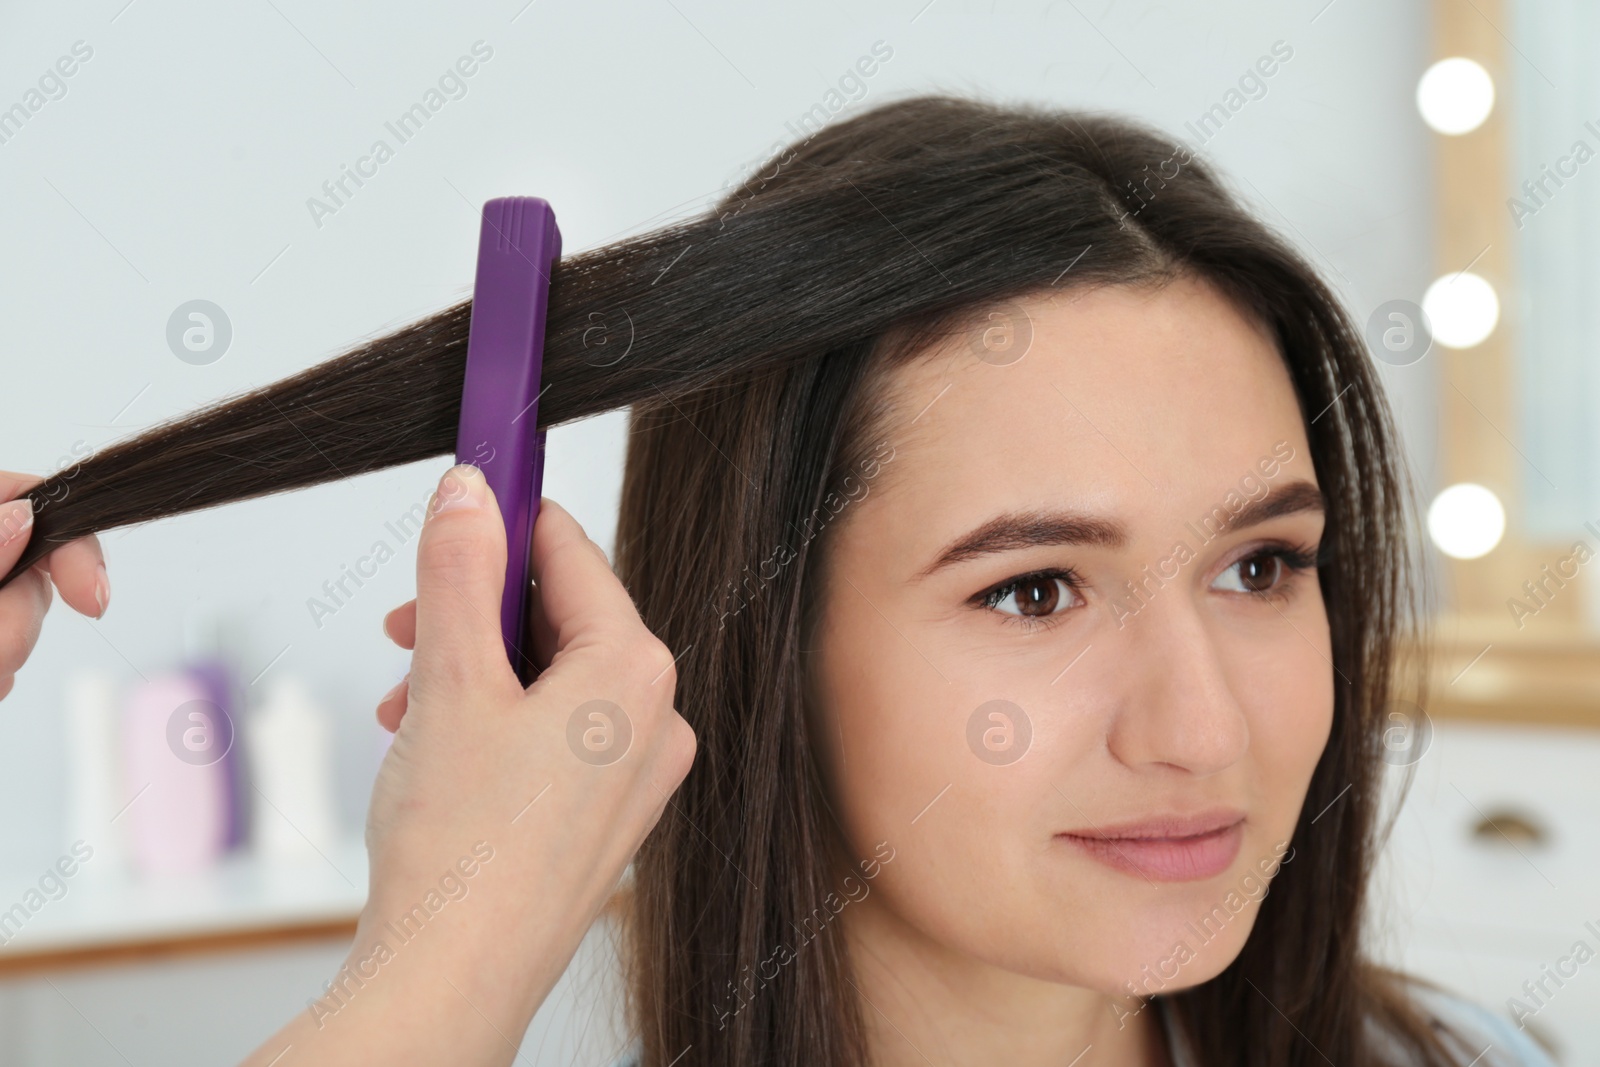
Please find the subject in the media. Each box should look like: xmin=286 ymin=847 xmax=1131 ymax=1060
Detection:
xmin=182 ymin=609 xmax=250 ymax=850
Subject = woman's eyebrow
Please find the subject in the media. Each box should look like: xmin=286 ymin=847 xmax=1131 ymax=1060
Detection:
xmin=912 ymin=511 xmax=1128 ymax=581
xmin=1208 ymin=479 xmax=1326 ymax=536
xmin=911 ymin=479 xmax=1325 ymax=581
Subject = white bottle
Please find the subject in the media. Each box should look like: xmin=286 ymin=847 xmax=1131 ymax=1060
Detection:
xmin=63 ymin=671 xmax=129 ymax=878
xmin=247 ymin=676 xmax=339 ymax=862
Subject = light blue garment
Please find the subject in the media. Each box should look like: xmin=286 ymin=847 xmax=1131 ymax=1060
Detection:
xmin=606 ymin=982 xmax=1559 ymax=1066
xmin=1161 ymin=984 xmax=1559 ymax=1067
xmin=1397 ymin=984 xmax=1559 ymax=1067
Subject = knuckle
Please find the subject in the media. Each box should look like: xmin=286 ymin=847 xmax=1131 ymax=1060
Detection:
xmin=0 ymin=629 xmax=25 ymax=674
xmin=583 ymin=618 xmax=639 ymax=657
xmin=631 ymin=633 xmax=677 ymax=684
xmin=663 ymin=714 xmax=697 ymax=776
xmin=423 ymin=521 xmax=495 ymax=574
xmin=550 ymin=529 xmax=601 ymax=569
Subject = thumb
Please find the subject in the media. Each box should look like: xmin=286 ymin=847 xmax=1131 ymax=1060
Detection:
xmin=410 ymin=463 xmax=515 ymax=693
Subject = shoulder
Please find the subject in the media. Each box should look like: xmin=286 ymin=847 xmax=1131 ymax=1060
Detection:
xmin=1398 ymin=983 xmax=1559 ymax=1067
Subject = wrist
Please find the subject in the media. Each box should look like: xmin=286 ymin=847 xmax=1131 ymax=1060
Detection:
xmin=341 ymin=856 xmax=583 ymax=1045
xmin=284 ymin=903 xmax=539 ymax=1064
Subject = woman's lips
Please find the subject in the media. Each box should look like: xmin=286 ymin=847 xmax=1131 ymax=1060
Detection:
xmin=1056 ymin=816 xmax=1245 ymax=882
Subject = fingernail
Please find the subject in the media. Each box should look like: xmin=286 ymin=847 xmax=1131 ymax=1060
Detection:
xmin=431 ymin=464 xmax=487 ymax=515
xmin=93 ymin=563 xmax=109 ymax=618
xmin=380 ymin=674 xmax=409 ymax=703
xmin=0 ymin=499 xmax=33 ymax=545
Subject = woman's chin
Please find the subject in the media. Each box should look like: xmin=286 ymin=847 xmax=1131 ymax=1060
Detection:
xmin=1106 ymin=915 xmax=1253 ymax=996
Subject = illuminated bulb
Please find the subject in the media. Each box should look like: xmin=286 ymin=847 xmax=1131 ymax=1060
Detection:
xmin=1422 ymin=272 xmax=1498 ymax=348
xmin=1427 ymin=483 xmax=1505 ymax=559
xmin=1417 ymin=58 xmax=1495 ymax=135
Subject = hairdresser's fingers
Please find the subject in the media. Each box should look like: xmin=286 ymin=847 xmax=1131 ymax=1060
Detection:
xmin=36 ymin=533 xmax=108 ymax=619
xmin=375 ymin=674 xmax=409 ymax=733
xmin=0 ymin=470 xmax=38 ymax=505
xmin=527 ymin=498 xmax=644 ymax=661
xmin=0 ymin=567 xmax=50 ymax=685
xmin=0 ymin=498 xmax=36 ymax=580
xmin=0 ymin=471 xmax=108 ymax=619
xmin=382 ymin=600 xmax=416 ymax=651
xmin=410 ymin=465 xmax=517 ymax=693
xmin=0 ymin=497 xmax=52 ymax=693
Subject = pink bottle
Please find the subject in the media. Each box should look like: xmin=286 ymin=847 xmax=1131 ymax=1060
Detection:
xmin=121 ymin=670 xmax=231 ymax=876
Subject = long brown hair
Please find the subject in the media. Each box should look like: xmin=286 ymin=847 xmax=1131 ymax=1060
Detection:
xmin=7 ymin=94 xmax=1470 ymax=1066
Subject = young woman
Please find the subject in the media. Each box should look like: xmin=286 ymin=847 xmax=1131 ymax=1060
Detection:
xmin=0 ymin=96 xmax=1556 ymax=1066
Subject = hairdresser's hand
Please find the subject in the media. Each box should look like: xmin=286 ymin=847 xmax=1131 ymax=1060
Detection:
xmin=0 ymin=471 xmax=108 ymax=702
xmin=242 ymin=465 xmax=694 ymax=1067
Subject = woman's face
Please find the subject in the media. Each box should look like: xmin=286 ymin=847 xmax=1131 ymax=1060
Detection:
xmin=807 ymin=275 xmax=1332 ymax=1002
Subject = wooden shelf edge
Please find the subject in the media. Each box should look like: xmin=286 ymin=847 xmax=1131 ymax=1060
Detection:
xmin=0 ymin=916 xmax=360 ymax=978
xmin=0 ymin=885 xmax=635 ymax=978
xmin=1401 ymin=613 xmax=1600 ymax=728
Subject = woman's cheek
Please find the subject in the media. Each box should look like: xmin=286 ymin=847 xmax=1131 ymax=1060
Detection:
xmin=1241 ymin=633 xmax=1334 ymax=813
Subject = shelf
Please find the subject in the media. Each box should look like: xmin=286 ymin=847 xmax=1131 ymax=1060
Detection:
xmin=0 ymin=839 xmax=367 ymax=976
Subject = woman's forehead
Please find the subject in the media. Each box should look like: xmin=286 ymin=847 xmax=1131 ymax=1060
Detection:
xmin=856 ymin=278 xmax=1314 ymax=539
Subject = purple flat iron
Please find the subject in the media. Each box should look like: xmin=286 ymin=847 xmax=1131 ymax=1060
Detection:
xmin=455 ymin=196 xmax=562 ymax=685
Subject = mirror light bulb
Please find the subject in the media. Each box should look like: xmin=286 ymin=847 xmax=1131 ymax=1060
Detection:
xmin=1422 ymin=272 xmax=1499 ymax=348
xmin=1417 ymin=57 xmax=1495 ymax=135
xmin=1427 ymin=483 xmax=1505 ymax=559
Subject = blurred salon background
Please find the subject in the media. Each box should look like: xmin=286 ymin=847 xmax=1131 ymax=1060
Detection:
xmin=0 ymin=0 xmax=1595 ymax=1062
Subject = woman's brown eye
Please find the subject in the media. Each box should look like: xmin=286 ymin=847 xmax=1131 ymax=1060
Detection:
xmin=1215 ymin=553 xmax=1284 ymax=594
xmin=992 ymin=576 xmax=1072 ymax=617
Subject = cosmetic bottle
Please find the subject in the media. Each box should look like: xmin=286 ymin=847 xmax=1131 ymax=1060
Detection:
xmin=247 ymin=675 xmax=338 ymax=861
xmin=63 ymin=670 xmax=129 ymax=878
xmin=181 ymin=609 xmax=250 ymax=850
xmin=120 ymin=670 xmax=231 ymax=876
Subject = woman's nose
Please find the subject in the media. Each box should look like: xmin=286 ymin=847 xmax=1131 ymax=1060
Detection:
xmin=1102 ymin=596 xmax=1252 ymax=777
